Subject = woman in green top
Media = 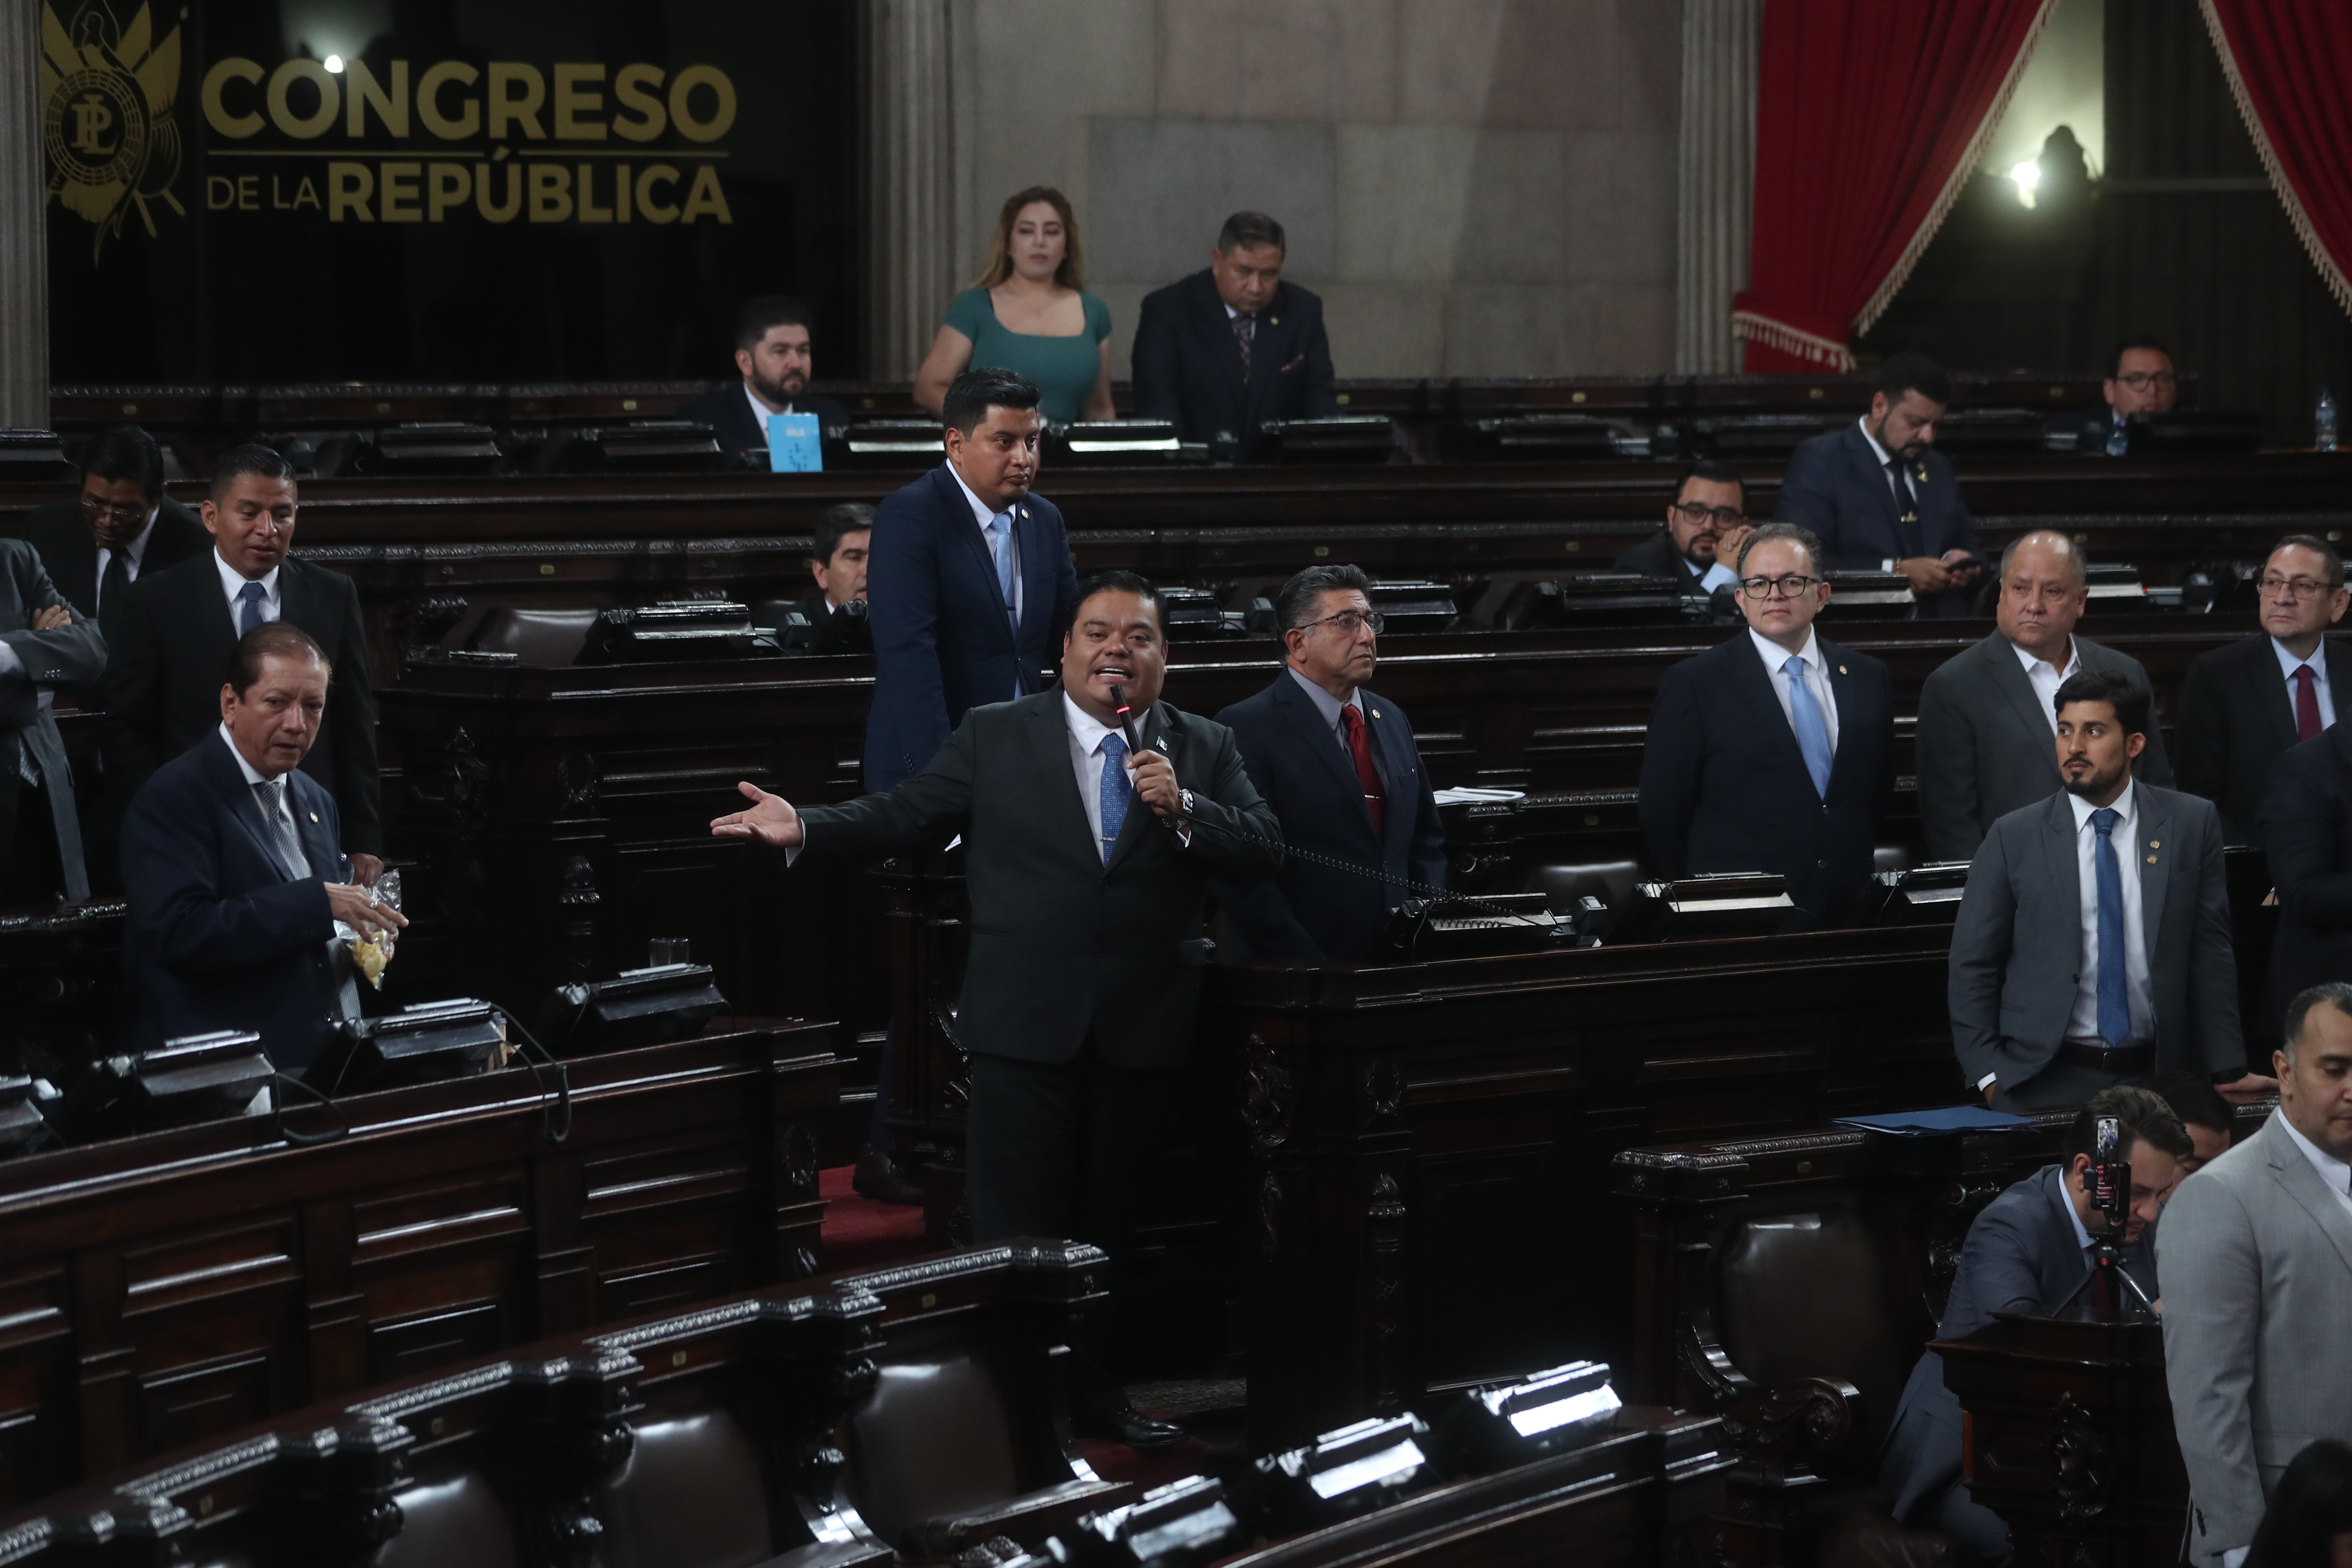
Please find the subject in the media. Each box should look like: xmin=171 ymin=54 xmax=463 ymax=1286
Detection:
xmin=915 ymin=186 xmax=1114 ymax=426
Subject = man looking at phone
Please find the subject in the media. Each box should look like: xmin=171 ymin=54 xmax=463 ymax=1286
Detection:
xmin=1915 ymin=530 xmax=2174 ymax=861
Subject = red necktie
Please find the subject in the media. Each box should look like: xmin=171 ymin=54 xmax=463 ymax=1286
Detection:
xmin=2295 ymin=664 xmax=2324 ymax=741
xmin=1342 ymin=705 xmax=1385 ymax=835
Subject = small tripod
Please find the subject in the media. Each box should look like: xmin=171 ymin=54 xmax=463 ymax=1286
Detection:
xmin=2058 ymin=1235 xmax=2157 ymax=1320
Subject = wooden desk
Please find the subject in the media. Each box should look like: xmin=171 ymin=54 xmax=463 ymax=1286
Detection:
xmin=0 ymin=1017 xmax=842 ymax=1504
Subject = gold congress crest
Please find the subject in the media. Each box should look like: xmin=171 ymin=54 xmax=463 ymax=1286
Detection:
xmin=43 ymin=0 xmax=184 ymax=261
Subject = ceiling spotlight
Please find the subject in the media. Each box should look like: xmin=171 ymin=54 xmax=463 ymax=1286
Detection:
xmin=324 ymin=54 xmax=344 ymax=73
xmin=2009 ymin=159 xmax=2040 ymax=208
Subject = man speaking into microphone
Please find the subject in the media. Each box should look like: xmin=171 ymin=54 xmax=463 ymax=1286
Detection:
xmin=714 ymin=570 xmax=1280 ymax=1446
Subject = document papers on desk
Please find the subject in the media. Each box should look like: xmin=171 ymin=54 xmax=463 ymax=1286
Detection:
xmin=1834 ymin=1106 xmax=2034 ymax=1136
xmin=768 ymin=411 xmax=822 ymax=472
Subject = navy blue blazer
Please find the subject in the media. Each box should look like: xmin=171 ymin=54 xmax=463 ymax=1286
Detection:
xmin=1211 ymin=671 xmax=1446 ymax=963
xmin=1637 ymin=630 xmax=1896 ymax=928
xmin=1130 ymin=271 xmax=1338 ymax=456
xmin=1776 ymin=423 xmax=1984 ymax=618
xmin=863 ymin=465 xmax=1080 ymax=793
xmin=120 ymin=729 xmax=351 ymax=1071
xmin=1879 ymin=1164 xmax=2158 ymax=1524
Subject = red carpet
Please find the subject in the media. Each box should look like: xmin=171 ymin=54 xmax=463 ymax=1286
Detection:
xmin=819 ymin=1165 xmax=932 ymax=1272
xmin=1072 ymin=1433 xmax=1219 ymax=1487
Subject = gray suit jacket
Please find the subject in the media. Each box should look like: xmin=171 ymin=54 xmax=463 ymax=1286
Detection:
xmin=1917 ymin=631 xmax=2176 ymax=862
xmin=1881 ymin=1163 xmax=2158 ymax=1522
xmin=796 ymin=691 xmax=1283 ymax=1070
xmin=0 ymin=539 xmax=105 ymax=900
xmin=2158 ymin=1111 xmax=2352 ymax=1568
xmin=1948 ymin=784 xmax=2241 ymax=1092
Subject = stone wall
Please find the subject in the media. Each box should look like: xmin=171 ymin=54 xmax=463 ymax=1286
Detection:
xmin=931 ymin=0 xmax=1681 ymax=382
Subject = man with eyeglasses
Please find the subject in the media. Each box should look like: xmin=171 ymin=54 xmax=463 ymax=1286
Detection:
xmin=1639 ymin=523 xmax=1896 ymax=929
xmin=1211 ymin=564 xmax=1445 ymax=962
xmin=2051 ymin=337 xmax=2181 ymax=457
xmin=1614 ymin=460 xmax=1751 ymax=593
xmin=1917 ymin=530 xmax=2174 ymax=862
xmin=21 ymin=426 xmax=208 ymax=647
xmin=2175 ymin=535 xmax=2350 ymax=844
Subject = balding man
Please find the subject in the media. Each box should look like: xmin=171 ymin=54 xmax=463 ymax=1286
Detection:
xmin=1917 ymin=531 xmax=2174 ymax=862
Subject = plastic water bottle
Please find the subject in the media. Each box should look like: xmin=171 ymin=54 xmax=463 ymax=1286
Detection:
xmin=2319 ymin=387 xmax=2339 ymax=453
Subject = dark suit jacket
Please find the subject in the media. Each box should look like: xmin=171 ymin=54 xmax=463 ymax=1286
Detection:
xmin=1130 ymin=271 xmax=1338 ymax=455
xmin=100 ymin=554 xmax=383 ymax=854
xmin=675 ymin=383 xmax=851 ymax=469
xmin=1210 ymin=671 xmax=1446 ymax=963
xmin=119 ymin=730 xmax=350 ymax=1070
xmin=1612 ymin=531 xmax=1709 ymax=588
xmin=1775 ymin=423 xmax=1984 ymax=617
xmin=2175 ymin=633 xmax=2351 ymax=843
xmin=1950 ymin=784 xmax=2241 ymax=1090
xmin=1916 ymin=631 xmax=2176 ymax=863
xmin=1637 ymin=631 xmax=1896 ymax=927
xmin=2260 ymin=722 xmax=2352 ymax=1032
xmin=0 ymin=539 xmax=107 ymax=899
xmin=2048 ymin=404 xmax=2137 ymax=455
xmin=864 ymin=465 xmax=1080 ymax=793
xmin=796 ymin=692 xmax=1283 ymax=1069
xmin=20 ymin=495 xmax=208 ymax=644
xmin=1879 ymin=1164 xmax=2158 ymax=1524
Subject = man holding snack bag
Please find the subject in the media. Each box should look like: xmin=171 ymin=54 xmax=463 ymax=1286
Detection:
xmin=119 ymin=624 xmax=405 ymax=1072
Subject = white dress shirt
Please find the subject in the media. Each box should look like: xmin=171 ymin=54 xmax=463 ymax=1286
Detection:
xmin=215 ymin=551 xmax=282 ymax=626
xmin=2272 ymin=637 xmax=2339 ymax=731
xmin=2012 ymin=636 xmax=2082 ymax=735
xmin=2065 ymin=781 xmax=2155 ymax=1046
xmin=1695 ymin=559 xmax=1740 ymax=593
xmin=1748 ymin=627 xmax=1841 ymax=753
xmin=96 ymin=509 xmax=162 ymax=615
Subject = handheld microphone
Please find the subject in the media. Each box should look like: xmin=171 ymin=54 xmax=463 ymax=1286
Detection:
xmin=1109 ymin=682 xmax=1144 ymax=756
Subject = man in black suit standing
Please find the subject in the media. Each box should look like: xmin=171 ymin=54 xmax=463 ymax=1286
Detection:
xmin=677 ymin=296 xmax=851 ymax=468
xmin=20 ymin=425 xmax=208 ymax=644
xmin=1213 ymin=564 xmax=1445 ymax=963
xmin=715 ymin=572 xmax=1282 ymax=1446
xmin=1131 ymin=211 xmax=1338 ymax=460
xmin=119 ymin=624 xmax=404 ymax=1071
xmin=2259 ymin=717 xmax=2352 ymax=1037
xmin=2175 ymin=535 xmax=2349 ymax=842
xmin=1614 ymin=460 xmax=1751 ymax=592
xmin=102 ymin=444 xmax=385 ymax=883
xmin=1639 ymin=523 xmax=1896 ymax=928
xmin=2048 ymin=337 xmax=2180 ymax=457
xmin=865 ymin=368 xmax=1080 ymax=793
xmin=1776 ymin=352 xmax=1984 ymax=617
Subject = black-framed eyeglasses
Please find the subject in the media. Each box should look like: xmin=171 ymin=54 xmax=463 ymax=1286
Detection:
xmin=1671 ymin=502 xmax=1747 ymax=528
xmin=1306 ymin=610 xmax=1384 ymax=637
xmin=78 ymin=493 xmax=150 ymax=525
xmin=2115 ymin=371 xmax=2177 ymax=391
xmin=2259 ymin=573 xmax=2341 ymax=600
xmin=1738 ymin=574 xmax=1822 ymax=600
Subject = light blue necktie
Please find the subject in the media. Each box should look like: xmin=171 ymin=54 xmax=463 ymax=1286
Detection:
xmin=237 ymin=579 xmax=268 ymax=634
xmin=1782 ymin=655 xmax=1834 ymax=796
xmin=2092 ymin=807 xmax=2131 ymax=1045
xmin=1097 ymin=732 xmax=1130 ymax=864
xmin=986 ymin=514 xmax=1017 ymax=628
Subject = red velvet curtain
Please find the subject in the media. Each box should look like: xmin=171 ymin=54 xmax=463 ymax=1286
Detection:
xmin=2202 ymin=0 xmax=2352 ymax=316
xmin=1735 ymin=0 xmax=2055 ymax=372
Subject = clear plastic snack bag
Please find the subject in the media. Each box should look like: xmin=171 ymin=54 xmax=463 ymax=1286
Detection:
xmin=334 ymin=868 xmax=402 ymax=989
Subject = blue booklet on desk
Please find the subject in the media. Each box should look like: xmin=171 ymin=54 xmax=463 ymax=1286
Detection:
xmin=1834 ymin=1106 xmax=2034 ymax=1136
xmin=767 ymin=411 xmax=822 ymax=472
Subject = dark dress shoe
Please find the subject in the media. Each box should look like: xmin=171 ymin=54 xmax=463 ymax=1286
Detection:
xmin=1072 ymin=1403 xmax=1185 ymax=1451
xmin=852 ymin=1150 xmax=925 ymax=1206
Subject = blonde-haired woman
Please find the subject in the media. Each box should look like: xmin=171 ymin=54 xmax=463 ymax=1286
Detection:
xmin=913 ymin=187 xmax=1115 ymax=424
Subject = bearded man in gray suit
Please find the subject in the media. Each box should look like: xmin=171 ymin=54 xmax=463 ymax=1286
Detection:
xmin=2161 ymin=981 xmax=2352 ymax=1568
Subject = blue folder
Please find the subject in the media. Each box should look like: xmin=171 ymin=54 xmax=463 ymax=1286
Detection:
xmin=767 ymin=411 xmax=822 ymax=472
xmin=1833 ymin=1106 xmax=2034 ymax=1136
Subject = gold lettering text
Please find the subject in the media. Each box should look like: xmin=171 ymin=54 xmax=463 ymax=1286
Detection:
xmin=379 ymin=161 xmax=422 ymax=220
xmin=475 ymin=161 xmax=521 ymax=221
xmin=328 ymin=161 xmax=374 ymax=221
xmin=418 ymin=61 xmax=479 ymax=139
xmin=612 ymin=63 xmax=663 ymax=141
xmin=527 ymin=162 xmax=570 ymax=221
xmin=294 ymin=176 xmax=320 ymax=209
xmin=267 ymin=59 xmax=340 ymax=139
xmin=576 ymin=162 xmax=612 ymax=221
xmin=668 ymin=65 xmax=735 ymax=143
xmin=237 ymin=175 xmax=258 ymax=209
xmin=345 ymin=59 xmax=408 ymax=137
xmin=637 ymin=163 xmax=679 ymax=223
xmin=554 ymin=63 xmax=606 ymax=140
xmin=488 ymin=63 xmax=547 ymax=140
xmin=427 ymin=162 xmax=470 ymax=220
xmin=205 ymin=174 xmax=235 ymax=210
xmin=201 ymin=58 xmax=264 ymax=138
xmin=682 ymin=164 xmax=730 ymax=223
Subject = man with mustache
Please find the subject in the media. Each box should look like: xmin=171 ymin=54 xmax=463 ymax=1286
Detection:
xmin=716 ymin=571 xmax=1281 ymax=1449
xmin=1949 ymin=668 xmax=2262 ymax=1110
xmin=678 ymin=295 xmax=850 ymax=468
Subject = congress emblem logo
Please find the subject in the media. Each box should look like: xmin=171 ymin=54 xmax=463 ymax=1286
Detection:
xmin=42 ymin=0 xmax=184 ymax=262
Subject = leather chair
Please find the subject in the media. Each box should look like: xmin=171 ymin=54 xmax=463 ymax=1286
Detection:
xmin=596 ymin=1410 xmax=778 ymax=1568
xmin=1684 ymin=1204 xmax=1957 ymax=1568
xmin=372 ymin=1471 xmax=520 ymax=1568
xmin=460 ymin=608 xmax=599 ymax=666
xmin=1522 ymin=861 xmax=1641 ymax=914
xmin=1873 ymin=847 xmax=1914 ymax=876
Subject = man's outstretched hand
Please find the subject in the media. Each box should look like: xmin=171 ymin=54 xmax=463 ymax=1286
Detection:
xmin=712 ymin=781 xmax=804 ymax=848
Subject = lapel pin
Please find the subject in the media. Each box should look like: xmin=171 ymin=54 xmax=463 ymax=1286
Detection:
xmin=1271 ymin=316 xmax=1280 ymax=326
xmin=2149 ymin=839 xmax=2159 ymax=848
xmin=1837 ymin=665 xmax=1848 ymax=674
xmin=1019 ymin=506 xmax=1028 ymax=518
xmin=308 ymin=812 xmax=318 ymax=823
xmin=1371 ymin=707 xmax=1382 ymax=718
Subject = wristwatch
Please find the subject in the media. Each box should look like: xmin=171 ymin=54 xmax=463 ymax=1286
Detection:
xmin=1178 ymin=787 xmax=1195 ymax=818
